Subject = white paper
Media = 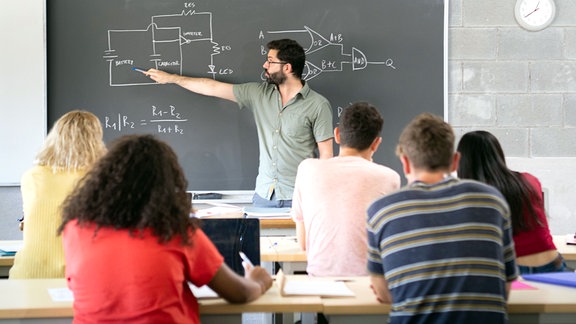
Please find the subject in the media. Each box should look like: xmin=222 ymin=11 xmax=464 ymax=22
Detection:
xmin=48 ymin=288 xmax=74 ymax=302
xmin=283 ymin=280 xmax=355 ymax=297
xmin=189 ymin=284 xmax=219 ymax=299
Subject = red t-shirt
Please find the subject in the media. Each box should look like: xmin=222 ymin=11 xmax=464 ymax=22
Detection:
xmin=63 ymin=220 xmax=224 ymax=324
xmin=513 ymin=172 xmax=556 ymax=257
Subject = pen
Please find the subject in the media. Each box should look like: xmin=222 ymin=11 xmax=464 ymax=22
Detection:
xmin=239 ymin=251 xmax=254 ymax=267
xmin=131 ymin=67 xmax=146 ymax=73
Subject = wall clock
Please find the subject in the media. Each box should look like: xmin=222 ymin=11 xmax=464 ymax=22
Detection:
xmin=515 ymin=0 xmax=556 ymax=31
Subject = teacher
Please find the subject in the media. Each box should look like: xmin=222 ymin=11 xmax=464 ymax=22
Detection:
xmin=146 ymin=39 xmax=334 ymax=208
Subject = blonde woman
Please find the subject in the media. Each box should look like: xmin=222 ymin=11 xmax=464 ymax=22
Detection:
xmin=9 ymin=110 xmax=106 ymax=279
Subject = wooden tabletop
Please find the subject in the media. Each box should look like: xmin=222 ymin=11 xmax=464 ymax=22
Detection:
xmin=2 ymin=275 xmax=576 ymax=319
xmin=259 ymin=218 xmax=295 ymax=229
xmin=1 ymin=235 xmax=575 ymax=269
xmin=260 ymin=236 xmax=306 ymax=262
xmin=0 ymin=278 xmax=323 ymax=319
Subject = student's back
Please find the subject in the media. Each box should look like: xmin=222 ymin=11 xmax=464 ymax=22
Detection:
xmin=63 ymin=220 xmax=222 ymax=323
xmin=367 ymin=113 xmax=518 ymax=324
xmin=368 ymin=177 xmax=514 ymax=323
xmin=291 ymin=102 xmax=400 ymax=277
xmin=293 ymin=155 xmax=398 ymax=276
xmin=9 ymin=110 xmax=105 ymax=279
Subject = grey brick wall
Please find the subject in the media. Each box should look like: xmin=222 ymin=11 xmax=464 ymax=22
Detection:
xmin=449 ymin=0 xmax=576 ymax=234
xmin=450 ymin=0 xmax=576 ymax=155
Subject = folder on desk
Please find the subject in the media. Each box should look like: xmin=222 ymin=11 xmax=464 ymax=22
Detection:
xmin=275 ymin=270 xmax=355 ymax=297
xmin=522 ymin=272 xmax=576 ymax=288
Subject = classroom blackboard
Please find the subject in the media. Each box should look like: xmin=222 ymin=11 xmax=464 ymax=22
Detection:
xmin=47 ymin=0 xmax=446 ymax=191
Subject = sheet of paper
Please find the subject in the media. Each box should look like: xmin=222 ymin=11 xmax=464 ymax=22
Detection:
xmin=189 ymin=284 xmax=219 ymax=299
xmin=48 ymin=288 xmax=74 ymax=302
xmin=283 ymin=280 xmax=355 ymax=297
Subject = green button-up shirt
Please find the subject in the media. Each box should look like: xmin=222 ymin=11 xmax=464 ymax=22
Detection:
xmin=233 ymin=82 xmax=333 ymax=200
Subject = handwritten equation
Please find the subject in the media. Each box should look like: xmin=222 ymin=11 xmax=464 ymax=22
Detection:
xmin=104 ymin=105 xmax=188 ymax=135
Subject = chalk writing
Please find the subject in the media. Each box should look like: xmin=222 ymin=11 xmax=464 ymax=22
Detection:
xmin=261 ymin=26 xmax=398 ymax=81
xmin=104 ymin=105 xmax=187 ymax=135
xmin=103 ymin=4 xmax=232 ymax=87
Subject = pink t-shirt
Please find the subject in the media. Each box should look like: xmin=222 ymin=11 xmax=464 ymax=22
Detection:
xmin=291 ymin=156 xmax=400 ymax=276
xmin=63 ymin=220 xmax=224 ymax=324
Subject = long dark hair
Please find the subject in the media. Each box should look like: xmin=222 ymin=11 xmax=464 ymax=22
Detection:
xmin=457 ymin=130 xmax=541 ymax=233
xmin=58 ymin=134 xmax=198 ymax=244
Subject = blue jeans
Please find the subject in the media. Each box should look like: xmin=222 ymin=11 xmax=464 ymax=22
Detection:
xmin=518 ymin=253 xmax=568 ymax=275
xmin=252 ymin=191 xmax=292 ymax=208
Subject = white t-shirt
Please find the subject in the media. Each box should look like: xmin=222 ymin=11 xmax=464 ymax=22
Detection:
xmin=291 ymin=156 xmax=400 ymax=276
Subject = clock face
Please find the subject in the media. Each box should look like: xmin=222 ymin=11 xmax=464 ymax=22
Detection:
xmin=515 ymin=0 xmax=556 ymax=31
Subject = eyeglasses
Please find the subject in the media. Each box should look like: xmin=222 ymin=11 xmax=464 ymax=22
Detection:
xmin=265 ymin=59 xmax=286 ymax=65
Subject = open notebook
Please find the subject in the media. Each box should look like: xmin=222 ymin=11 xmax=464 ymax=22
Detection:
xmin=275 ymin=270 xmax=355 ymax=297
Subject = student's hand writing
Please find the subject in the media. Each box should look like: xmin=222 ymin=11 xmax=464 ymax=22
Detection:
xmin=244 ymin=265 xmax=273 ymax=294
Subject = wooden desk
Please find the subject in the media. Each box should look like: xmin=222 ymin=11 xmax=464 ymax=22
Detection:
xmin=259 ymin=218 xmax=295 ymax=229
xmin=553 ymin=234 xmax=576 ymax=268
xmin=0 ymin=236 xmax=307 ymax=278
xmin=2 ymin=276 xmax=576 ymax=324
xmin=319 ymin=276 xmax=576 ymax=324
xmin=0 ymin=240 xmax=21 ymax=278
xmin=260 ymin=236 xmax=306 ymax=263
xmin=0 ymin=278 xmax=323 ymax=323
xmin=259 ymin=217 xmax=296 ymax=237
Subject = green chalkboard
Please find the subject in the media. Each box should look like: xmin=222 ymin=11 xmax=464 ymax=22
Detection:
xmin=47 ymin=0 xmax=446 ymax=191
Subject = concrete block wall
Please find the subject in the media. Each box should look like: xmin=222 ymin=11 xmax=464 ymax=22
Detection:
xmin=448 ymin=0 xmax=576 ymax=234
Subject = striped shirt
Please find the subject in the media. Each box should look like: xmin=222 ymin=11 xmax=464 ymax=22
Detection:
xmin=367 ymin=177 xmax=518 ymax=324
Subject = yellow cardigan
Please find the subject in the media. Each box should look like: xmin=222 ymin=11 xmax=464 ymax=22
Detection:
xmin=9 ymin=166 xmax=85 ymax=279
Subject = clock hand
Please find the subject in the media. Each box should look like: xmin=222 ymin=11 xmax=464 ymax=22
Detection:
xmin=524 ymin=7 xmax=540 ymax=18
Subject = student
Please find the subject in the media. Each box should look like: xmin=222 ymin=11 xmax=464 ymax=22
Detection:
xmin=145 ymin=39 xmax=334 ymax=208
xmin=367 ymin=113 xmax=518 ymax=324
xmin=291 ymin=102 xmax=400 ymax=276
xmin=457 ymin=130 xmax=567 ymax=274
xmin=9 ymin=110 xmax=106 ymax=279
xmin=58 ymin=134 xmax=272 ymax=323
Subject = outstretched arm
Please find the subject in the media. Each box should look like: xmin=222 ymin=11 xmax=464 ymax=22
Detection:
xmin=145 ymin=68 xmax=236 ymax=102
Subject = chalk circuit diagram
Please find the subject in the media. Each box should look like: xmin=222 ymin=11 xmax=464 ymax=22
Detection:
xmin=103 ymin=10 xmax=396 ymax=86
xmin=263 ymin=26 xmax=396 ymax=82
xmin=103 ymin=9 xmax=230 ymax=87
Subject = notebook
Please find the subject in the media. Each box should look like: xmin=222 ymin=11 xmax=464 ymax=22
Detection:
xmin=522 ymin=272 xmax=576 ymax=288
